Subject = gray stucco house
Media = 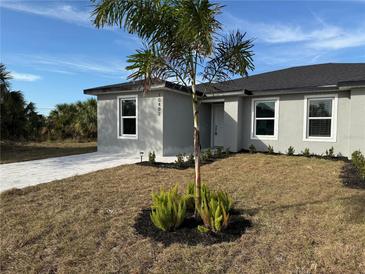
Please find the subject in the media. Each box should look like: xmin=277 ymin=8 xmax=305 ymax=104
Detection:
xmin=84 ymin=63 xmax=365 ymax=158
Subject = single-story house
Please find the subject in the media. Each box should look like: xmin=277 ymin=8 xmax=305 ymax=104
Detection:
xmin=84 ymin=63 xmax=365 ymax=158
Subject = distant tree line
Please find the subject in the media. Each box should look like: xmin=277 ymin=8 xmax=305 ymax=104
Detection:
xmin=0 ymin=63 xmax=97 ymax=141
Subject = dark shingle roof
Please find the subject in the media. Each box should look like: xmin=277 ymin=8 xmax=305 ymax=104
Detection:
xmin=84 ymin=79 xmax=194 ymax=94
xmin=84 ymin=63 xmax=365 ymax=95
xmin=197 ymin=63 xmax=365 ymax=94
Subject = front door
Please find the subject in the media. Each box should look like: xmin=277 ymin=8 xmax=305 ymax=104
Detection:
xmin=212 ymin=103 xmax=224 ymax=147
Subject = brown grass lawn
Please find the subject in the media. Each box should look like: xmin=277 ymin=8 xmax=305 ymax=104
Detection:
xmin=1 ymin=154 xmax=364 ymax=273
xmin=0 ymin=141 xmax=97 ymax=164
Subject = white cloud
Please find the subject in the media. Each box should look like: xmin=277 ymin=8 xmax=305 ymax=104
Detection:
xmin=29 ymin=55 xmax=126 ymax=75
xmin=0 ymin=1 xmax=91 ymax=25
xmin=8 ymin=54 xmax=129 ymax=79
xmin=308 ymin=31 xmax=365 ymax=50
xmin=222 ymin=12 xmax=365 ymax=49
xmin=11 ymin=72 xmax=41 ymax=82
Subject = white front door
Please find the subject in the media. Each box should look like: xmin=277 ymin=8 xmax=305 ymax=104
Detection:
xmin=212 ymin=103 xmax=224 ymax=147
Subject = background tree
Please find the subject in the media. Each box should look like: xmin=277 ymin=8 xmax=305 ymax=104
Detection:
xmin=47 ymin=99 xmax=97 ymax=140
xmin=0 ymin=63 xmax=96 ymax=142
xmin=1 ymin=63 xmax=12 ymax=102
xmin=92 ymin=0 xmax=254 ymax=212
xmin=1 ymin=90 xmax=27 ymax=139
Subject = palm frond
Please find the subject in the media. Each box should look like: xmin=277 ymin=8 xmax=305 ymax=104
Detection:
xmin=203 ymin=31 xmax=254 ymax=83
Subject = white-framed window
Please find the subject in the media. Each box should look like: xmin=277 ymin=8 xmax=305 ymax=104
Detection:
xmin=303 ymin=94 xmax=337 ymax=142
xmin=117 ymin=95 xmax=138 ymax=139
xmin=251 ymin=97 xmax=279 ymax=140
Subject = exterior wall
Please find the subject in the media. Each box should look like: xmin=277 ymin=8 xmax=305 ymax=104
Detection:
xmin=163 ymin=91 xmax=211 ymax=156
xmin=223 ymin=97 xmax=243 ymax=152
xmin=97 ymin=90 xmax=164 ymax=156
xmin=239 ymin=91 xmax=354 ymax=157
xmin=349 ymin=88 xmax=365 ymax=155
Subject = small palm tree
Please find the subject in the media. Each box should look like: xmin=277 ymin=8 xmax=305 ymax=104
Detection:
xmin=92 ymin=0 xmax=254 ymax=213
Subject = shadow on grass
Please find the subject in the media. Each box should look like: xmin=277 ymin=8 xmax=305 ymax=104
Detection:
xmin=133 ymin=208 xmax=252 ymax=246
xmin=340 ymin=162 xmax=365 ymax=189
xmin=0 ymin=142 xmax=97 ymax=164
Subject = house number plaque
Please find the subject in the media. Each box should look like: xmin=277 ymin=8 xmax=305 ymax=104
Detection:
xmin=157 ymin=93 xmax=162 ymax=116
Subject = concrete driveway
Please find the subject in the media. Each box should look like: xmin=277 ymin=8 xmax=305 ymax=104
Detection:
xmin=0 ymin=152 xmax=175 ymax=192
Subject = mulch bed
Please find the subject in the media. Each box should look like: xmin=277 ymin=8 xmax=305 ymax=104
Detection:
xmin=133 ymin=208 xmax=252 ymax=246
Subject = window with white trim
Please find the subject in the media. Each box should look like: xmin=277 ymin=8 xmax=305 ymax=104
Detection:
xmin=251 ymin=98 xmax=279 ymax=140
xmin=304 ymin=95 xmax=337 ymax=141
xmin=118 ymin=96 xmax=137 ymax=138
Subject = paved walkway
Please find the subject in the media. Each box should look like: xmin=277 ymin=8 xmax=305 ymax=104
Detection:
xmin=0 ymin=152 xmax=175 ymax=192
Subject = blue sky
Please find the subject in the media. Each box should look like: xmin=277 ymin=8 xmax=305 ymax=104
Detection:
xmin=1 ymin=0 xmax=365 ymax=115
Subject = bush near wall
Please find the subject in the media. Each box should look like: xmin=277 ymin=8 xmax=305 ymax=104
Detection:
xmin=351 ymin=150 xmax=365 ymax=180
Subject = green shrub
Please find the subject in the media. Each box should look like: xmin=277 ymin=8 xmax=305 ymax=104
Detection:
xmin=150 ymin=185 xmax=187 ymax=231
xmin=267 ymin=145 xmax=274 ymax=154
xmin=186 ymin=153 xmax=194 ymax=165
xmin=175 ymin=153 xmax=185 ymax=167
xmin=184 ymin=183 xmax=233 ymax=215
xmin=201 ymin=149 xmax=211 ymax=162
xmin=287 ymin=146 xmax=295 ymax=156
xmin=206 ymin=148 xmax=212 ymax=159
xmin=302 ymin=148 xmax=310 ymax=157
xmin=352 ymin=150 xmax=365 ymax=180
xmin=184 ymin=182 xmax=195 ymax=211
xmin=225 ymin=148 xmax=230 ymax=156
xmin=216 ymin=190 xmax=233 ymax=213
xmin=325 ymin=147 xmax=335 ymax=157
xmin=249 ymin=144 xmax=256 ymax=154
xmin=215 ymin=147 xmax=223 ymax=158
xmin=197 ymin=186 xmax=232 ymax=233
xmin=148 ymin=151 xmax=156 ymax=164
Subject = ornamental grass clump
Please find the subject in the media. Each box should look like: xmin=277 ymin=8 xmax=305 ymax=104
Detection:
xmin=150 ymin=185 xmax=186 ymax=231
xmin=287 ymin=146 xmax=295 ymax=156
xmin=197 ymin=187 xmax=232 ymax=233
xmin=302 ymin=148 xmax=310 ymax=157
xmin=151 ymin=183 xmax=234 ymax=233
xmin=184 ymin=182 xmax=195 ymax=211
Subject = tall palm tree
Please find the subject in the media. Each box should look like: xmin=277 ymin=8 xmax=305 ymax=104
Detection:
xmin=92 ymin=0 xmax=254 ymax=212
xmin=0 ymin=63 xmax=13 ymax=102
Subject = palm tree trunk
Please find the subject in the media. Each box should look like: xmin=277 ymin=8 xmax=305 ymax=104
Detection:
xmin=191 ymin=84 xmax=201 ymax=216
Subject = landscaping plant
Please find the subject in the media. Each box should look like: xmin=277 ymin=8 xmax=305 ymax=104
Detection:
xmin=206 ymin=148 xmax=212 ymax=159
xmin=184 ymin=182 xmax=196 ymax=211
xmin=215 ymin=147 xmax=223 ymax=158
xmin=249 ymin=144 xmax=256 ymax=154
xmin=351 ymin=150 xmax=365 ymax=180
xmin=201 ymin=150 xmax=210 ymax=162
xmin=148 ymin=151 xmax=156 ymax=164
xmin=287 ymin=146 xmax=295 ymax=156
xmin=302 ymin=148 xmax=310 ymax=157
xmin=186 ymin=153 xmax=195 ymax=166
xmin=150 ymin=185 xmax=187 ymax=231
xmin=325 ymin=147 xmax=335 ymax=157
xmin=92 ymin=0 xmax=254 ymax=214
xmin=197 ymin=186 xmax=232 ymax=233
xmin=175 ymin=153 xmax=185 ymax=168
xmin=267 ymin=145 xmax=274 ymax=154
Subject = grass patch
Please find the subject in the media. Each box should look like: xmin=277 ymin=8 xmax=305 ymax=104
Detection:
xmin=0 ymin=140 xmax=97 ymax=164
xmin=1 ymin=154 xmax=364 ymax=273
